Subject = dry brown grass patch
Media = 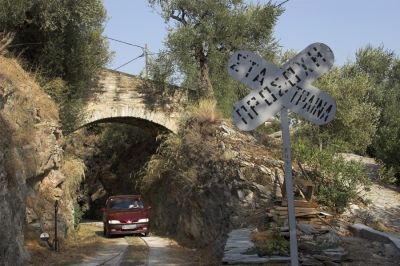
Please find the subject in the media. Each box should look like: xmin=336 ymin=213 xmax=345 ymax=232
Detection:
xmin=0 ymin=55 xmax=59 ymax=122
xmin=62 ymin=156 xmax=86 ymax=191
xmin=26 ymin=224 xmax=109 ymax=266
xmin=187 ymin=99 xmax=222 ymax=125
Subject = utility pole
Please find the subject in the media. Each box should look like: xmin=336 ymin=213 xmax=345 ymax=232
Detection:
xmin=144 ymin=43 xmax=149 ymax=79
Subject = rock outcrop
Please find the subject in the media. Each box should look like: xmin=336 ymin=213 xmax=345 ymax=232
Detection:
xmin=0 ymin=56 xmax=69 ymax=265
xmin=141 ymin=117 xmax=286 ymax=259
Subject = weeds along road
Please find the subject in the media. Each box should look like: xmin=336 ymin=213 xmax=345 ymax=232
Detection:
xmin=71 ymin=222 xmax=197 ymax=266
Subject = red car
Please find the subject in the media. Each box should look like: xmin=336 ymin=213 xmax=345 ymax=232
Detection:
xmin=102 ymin=195 xmax=150 ymax=237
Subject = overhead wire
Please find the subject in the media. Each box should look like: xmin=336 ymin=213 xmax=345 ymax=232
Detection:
xmin=106 ymin=36 xmax=161 ymax=70
xmin=113 ymin=53 xmax=144 ymax=71
xmin=105 ymin=36 xmax=145 ymax=49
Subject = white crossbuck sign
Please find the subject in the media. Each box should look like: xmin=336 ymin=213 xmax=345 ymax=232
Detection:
xmin=228 ymin=43 xmax=336 ymax=130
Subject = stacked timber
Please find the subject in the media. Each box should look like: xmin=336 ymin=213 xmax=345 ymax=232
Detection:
xmin=267 ymin=200 xmax=332 ymax=226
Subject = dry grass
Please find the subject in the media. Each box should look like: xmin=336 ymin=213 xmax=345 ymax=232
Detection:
xmin=0 ymin=32 xmax=14 ymax=55
xmin=187 ymin=99 xmax=222 ymax=125
xmin=251 ymin=230 xmax=271 ymax=242
xmin=367 ymin=220 xmax=394 ymax=233
xmin=0 ymin=56 xmax=59 ymax=122
xmin=250 ymin=229 xmax=289 ymax=256
xmin=62 ymin=156 xmax=86 ymax=191
xmin=26 ymin=224 xmax=109 ymax=266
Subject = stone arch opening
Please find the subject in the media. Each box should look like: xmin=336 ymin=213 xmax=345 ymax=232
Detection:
xmin=66 ymin=118 xmax=170 ymax=221
xmin=75 ymin=115 xmax=174 ymax=135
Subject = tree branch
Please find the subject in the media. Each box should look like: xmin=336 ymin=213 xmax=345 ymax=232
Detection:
xmin=170 ymin=8 xmax=187 ymax=25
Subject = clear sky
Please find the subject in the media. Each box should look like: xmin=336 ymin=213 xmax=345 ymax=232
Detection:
xmin=103 ymin=0 xmax=400 ymax=75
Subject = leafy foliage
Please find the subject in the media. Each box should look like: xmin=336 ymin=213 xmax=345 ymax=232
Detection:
xmin=148 ymin=0 xmax=282 ymax=114
xmin=100 ymin=123 xmax=154 ymax=152
xmin=0 ymin=0 xmax=110 ymax=130
xmin=377 ymin=165 xmax=397 ymax=185
xmin=296 ymin=65 xmax=380 ymax=154
xmin=60 ymin=155 xmax=86 ymax=229
xmin=140 ymin=99 xmax=227 ymax=192
xmin=294 ymin=140 xmax=370 ymax=210
xmin=250 ymin=226 xmax=289 ymax=256
xmin=354 ymin=46 xmax=400 ymax=177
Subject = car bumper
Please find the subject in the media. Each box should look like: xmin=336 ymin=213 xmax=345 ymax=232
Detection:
xmin=106 ymin=222 xmax=149 ymax=235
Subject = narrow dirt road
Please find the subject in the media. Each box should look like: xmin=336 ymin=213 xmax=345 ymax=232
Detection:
xmin=144 ymin=236 xmax=198 ymax=265
xmin=72 ymin=235 xmax=128 ymax=266
xmin=71 ymin=222 xmax=199 ymax=266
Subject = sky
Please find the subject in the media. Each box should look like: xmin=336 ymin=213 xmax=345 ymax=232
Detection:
xmin=103 ymin=0 xmax=400 ymax=75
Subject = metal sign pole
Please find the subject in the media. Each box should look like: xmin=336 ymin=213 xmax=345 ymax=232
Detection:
xmin=280 ymin=108 xmax=299 ymax=266
xmin=227 ymin=42 xmax=336 ymax=266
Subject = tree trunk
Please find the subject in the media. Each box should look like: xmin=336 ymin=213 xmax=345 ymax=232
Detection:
xmin=196 ymin=46 xmax=214 ymax=99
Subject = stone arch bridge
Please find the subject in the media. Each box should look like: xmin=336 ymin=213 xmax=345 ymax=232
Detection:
xmin=77 ymin=69 xmax=187 ymax=133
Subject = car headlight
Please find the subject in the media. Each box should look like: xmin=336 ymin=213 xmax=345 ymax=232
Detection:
xmin=137 ymin=218 xmax=149 ymax=223
xmin=108 ymin=220 xmax=121 ymax=224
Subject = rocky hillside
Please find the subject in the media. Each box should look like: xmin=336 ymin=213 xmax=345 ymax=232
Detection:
xmin=139 ymin=105 xmax=287 ymax=261
xmin=0 ymin=56 xmax=74 ymax=265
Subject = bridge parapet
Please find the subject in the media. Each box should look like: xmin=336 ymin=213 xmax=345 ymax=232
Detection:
xmin=79 ymin=69 xmax=187 ymax=133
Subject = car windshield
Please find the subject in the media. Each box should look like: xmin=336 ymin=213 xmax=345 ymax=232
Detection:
xmin=108 ymin=198 xmax=144 ymax=210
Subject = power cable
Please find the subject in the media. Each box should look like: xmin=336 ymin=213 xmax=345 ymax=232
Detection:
xmin=113 ymin=52 xmax=144 ymax=70
xmin=105 ymin=36 xmax=162 ymax=56
xmin=105 ymin=36 xmax=165 ymax=71
xmin=105 ymin=36 xmax=145 ymax=49
xmin=277 ymin=0 xmax=290 ymax=7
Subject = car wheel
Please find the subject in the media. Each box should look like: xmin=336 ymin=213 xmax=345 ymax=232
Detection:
xmin=143 ymin=232 xmax=149 ymax=237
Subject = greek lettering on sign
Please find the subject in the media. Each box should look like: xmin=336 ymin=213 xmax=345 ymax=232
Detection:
xmin=228 ymin=43 xmax=336 ymax=131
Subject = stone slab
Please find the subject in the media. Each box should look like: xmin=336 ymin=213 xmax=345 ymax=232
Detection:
xmin=349 ymin=223 xmax=400 ymax=251
xmin=222 ymin=228 xmax=290 ymax=264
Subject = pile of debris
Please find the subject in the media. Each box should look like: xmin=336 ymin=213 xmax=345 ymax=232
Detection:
xmin=267 ymin=200 xmax=333 ymax=227
xmin=295 ymin=223 xmax=349 ymax=265
xmin=267 ymin=177 xmax=333 ymax=226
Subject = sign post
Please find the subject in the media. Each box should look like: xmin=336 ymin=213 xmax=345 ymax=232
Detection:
xmin=280 ymin=107 xmax=298 ymax=264
xmin=227 ymin=43 xmax=336 ymax=266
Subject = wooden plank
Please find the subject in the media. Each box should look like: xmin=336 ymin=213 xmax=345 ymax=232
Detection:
xmin=281 ymin=200 xmax=318 ymax=208
xmin=275 ymin=206 xmax=317 ymax=211
xmin=276 ymin=212 xmax=318 ymax=216
xmin=277 ymin=212 xmax=318 ymax=218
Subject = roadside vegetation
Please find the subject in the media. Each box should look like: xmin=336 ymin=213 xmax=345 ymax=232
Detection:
xmin=140 ymin=99 xmax=224 ymax=193
xmin=0 ymin=0 xmax=110 ymax=132
xmin=26 ymin=224 xmax=112 ymax=266
xmin=146 ymin=0 xmax=400 ymax=211
xmin=1 ymin=0 xmax=400 ymax=263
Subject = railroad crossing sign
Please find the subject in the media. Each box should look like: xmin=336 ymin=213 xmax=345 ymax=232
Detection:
xmin=227 ymin=43 xmax=336 ymax=266
xmin=228 ymin=42 xmax=336 ymax=131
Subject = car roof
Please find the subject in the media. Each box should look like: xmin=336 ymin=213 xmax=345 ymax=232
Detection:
xmin=107 ymin=195 xmax=142 ymax=200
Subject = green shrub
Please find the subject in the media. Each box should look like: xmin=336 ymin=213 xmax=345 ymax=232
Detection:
xmin=251 ymin=223 xmax=289 ymax=256
xmin=0 ymin=0 xmax=110 ymax=131
xmin=73 ymin=202 xmax=84 ymax=229
xmin=377 ymin=165 xmax=397 ymax=185
xmin=293 ymin=140 xmax=371 ymax=210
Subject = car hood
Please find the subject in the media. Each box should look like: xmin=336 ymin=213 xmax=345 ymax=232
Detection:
xmin=106 ymin=209 xmax=148 ymax=222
